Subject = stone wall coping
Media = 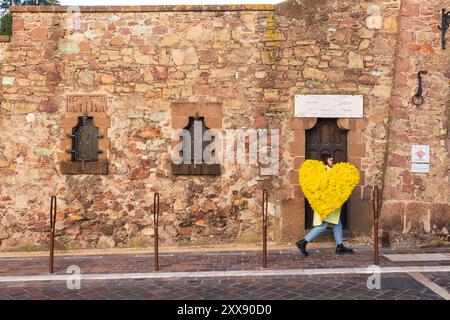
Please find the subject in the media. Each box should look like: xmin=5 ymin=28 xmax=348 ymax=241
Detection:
xmin=10 ymin=4 xmax=275 ymax=13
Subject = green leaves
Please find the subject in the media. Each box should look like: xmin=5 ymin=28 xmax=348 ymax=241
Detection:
xmin=0 ymin=12 xmax=11 ymax=36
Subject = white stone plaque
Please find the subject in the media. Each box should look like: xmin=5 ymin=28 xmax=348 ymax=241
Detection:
xmin=411 ymin=163 xmax=429 ymax=173
xmin=294 ymin=95 xmax=364 ymax=118
xmin=411 ymin=145 xmax=429 ymax=163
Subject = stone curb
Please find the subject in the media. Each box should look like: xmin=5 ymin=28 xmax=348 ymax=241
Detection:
xmin=1 ymin=265 xmax=449 ymax=283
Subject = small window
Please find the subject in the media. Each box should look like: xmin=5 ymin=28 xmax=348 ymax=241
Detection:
xmin=60 ymin=115 xmax=108 ymax=174
xmin=71 ymin=116 xmax=101 ymax=162
xmin=172 ymin=114 xmax=220 ymax=175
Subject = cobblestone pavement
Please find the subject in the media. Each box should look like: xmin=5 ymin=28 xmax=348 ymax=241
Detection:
xmin=0 ymin=247 xmax=448 ymax=300
xmin=0 ymin=247 xmax=449 ymax=276
xmin=0 ymin=274 xmax=445 ymax=300
xmin=426 ymin=273 xmax=450 ymax=292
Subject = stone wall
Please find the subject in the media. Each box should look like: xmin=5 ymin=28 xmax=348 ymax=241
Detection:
xmin=0 ymin=42 xmax=6 ymax=61
xmin=0 ymin=36 xmax=8 ymax=73
xmin=0 ymin=1 xmax=448 ymax=251
xmin=272 ymin=0 xmax=400 ymax=241
xmin=380 ymin=0 xmax=450 ymax=245
xmin=0 ymin=5 xmax=283 ymax=251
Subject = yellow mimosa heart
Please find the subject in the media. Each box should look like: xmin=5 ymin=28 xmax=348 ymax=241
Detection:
xmin=298 ymin=160 xmax=360 ymax=220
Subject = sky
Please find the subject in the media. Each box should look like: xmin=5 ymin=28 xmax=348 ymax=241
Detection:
xmin=60 ymin=0 xmax=284 ymax=6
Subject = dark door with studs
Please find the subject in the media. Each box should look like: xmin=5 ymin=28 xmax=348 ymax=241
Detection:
xmin=305 ymin=118 xmax=348 ymax=229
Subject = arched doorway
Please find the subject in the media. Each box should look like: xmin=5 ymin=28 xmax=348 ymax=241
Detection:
xmin=305 ymin=118 xmax=348 ymax=229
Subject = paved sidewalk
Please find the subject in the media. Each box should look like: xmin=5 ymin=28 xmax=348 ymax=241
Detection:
xmin=0 ymin=246 xmax=449 ymax=276
xmin=0 ymin=246 xmax=448 ymax=300
xmin=1 ymin=274 xmax=447 ymax=300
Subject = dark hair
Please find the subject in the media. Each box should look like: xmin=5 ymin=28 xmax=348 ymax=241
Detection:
xmin=322 ymin=153 xmax=333 ymax=166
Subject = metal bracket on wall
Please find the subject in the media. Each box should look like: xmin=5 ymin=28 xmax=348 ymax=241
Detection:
xmin=412 ymin=70 xmax=427 ymax=106
xmin=438 ymin=9 xmax=450 ymax=49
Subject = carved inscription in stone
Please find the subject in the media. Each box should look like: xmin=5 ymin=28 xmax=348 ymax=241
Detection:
xmin=67 ymin=95 xmax=107 ymax=113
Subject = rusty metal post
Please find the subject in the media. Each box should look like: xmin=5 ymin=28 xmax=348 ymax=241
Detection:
xmin=49 ymin=196 xmax=57 ymax=274
xmin=262 ymin=189 xmax=268 ymax=268
xmin=153 ymin=192 xmax=160 ymax=271
xmin=372 ymin=186 xmax=381 ymax=265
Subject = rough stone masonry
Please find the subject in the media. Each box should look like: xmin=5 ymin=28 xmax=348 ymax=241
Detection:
xmin=0 ymin=0 xmax=448 ymax=251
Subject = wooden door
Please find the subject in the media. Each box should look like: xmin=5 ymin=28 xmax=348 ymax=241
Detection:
xmin=305 ymin=119 xmax=348 ymax=229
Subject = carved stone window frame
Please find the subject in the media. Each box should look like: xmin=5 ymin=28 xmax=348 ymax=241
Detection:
xmin=171 ymin=102 xmax=222 ymax=175
xmin=58 ymin=94 xmax=111 ymax=175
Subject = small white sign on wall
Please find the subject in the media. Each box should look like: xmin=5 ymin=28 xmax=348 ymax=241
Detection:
xmin=294 ymin=95 xmax=364 ymax=118
xmin=412 ymin=163 xmax=429 ymax=173
xmin=411 ymin=145 xmax=430 ymax=163
xmin=411 ymin=145 xmax=430 ymax=174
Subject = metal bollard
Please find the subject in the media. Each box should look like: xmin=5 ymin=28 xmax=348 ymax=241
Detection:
xmin=49 ymin=196 xmax=57 ymax=274
xmin=262 ymin=189 xmax=268 ymax=269
xmin=153 ymin=192 xmax=160 ymax=272
xmin=372 ymin=186 xmax=382 ymax=265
